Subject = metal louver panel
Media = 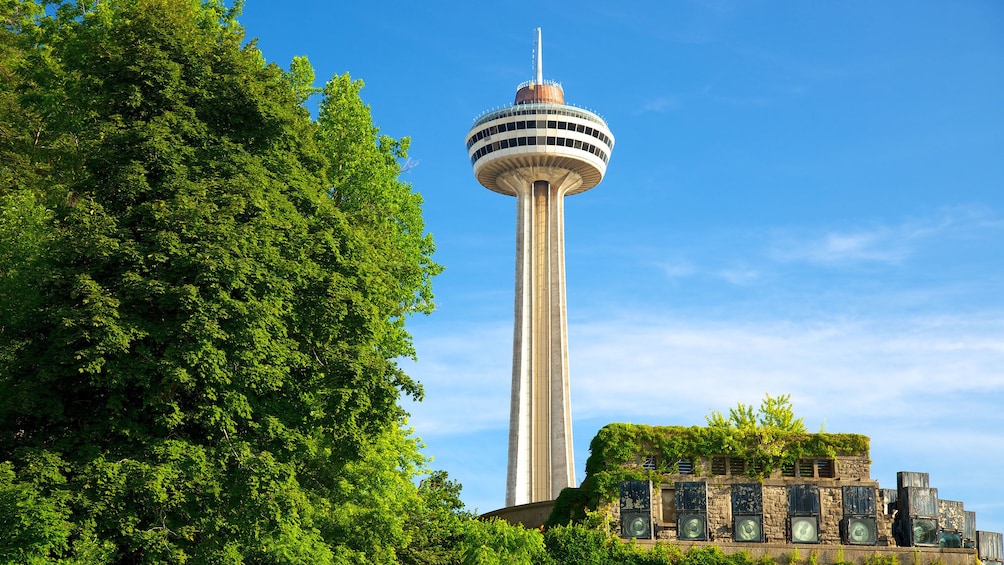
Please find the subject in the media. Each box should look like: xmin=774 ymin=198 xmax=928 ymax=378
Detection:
xmin=675 ymin=481 xmax=707 ymax=512
xmin=843 ymin=486 xmax=877 ymax=516
xmin=789 ymin=484 xmax=820 ymax=516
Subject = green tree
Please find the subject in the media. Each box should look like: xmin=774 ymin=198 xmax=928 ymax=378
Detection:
xmin=706 ymin=393 xmax=808 ymax=477
xmin=0 ymin=0 xmax=439 ymax=562
xmin=398 ymin=471 xmax=474 ymax=565
xmin=459 ymin=519 xmax=546 ymax=565
xmin=706 ymin=393 xmax=806 ymax=433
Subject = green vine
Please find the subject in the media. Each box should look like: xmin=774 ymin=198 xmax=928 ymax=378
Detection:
xmin=549 ymin=395 xmax=870 ymax=525
xmin=581 ymin=422 xmax=868 ymax=499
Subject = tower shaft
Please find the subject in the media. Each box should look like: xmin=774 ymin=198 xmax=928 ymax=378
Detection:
xmin=506 ymin=175 xmax=576 ymax=506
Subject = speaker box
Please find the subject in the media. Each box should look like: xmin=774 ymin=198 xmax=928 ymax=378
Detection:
xmin=909 ymin=517 xmax=940 ymax=546
xmin=734 ymin=515 xmax=763 ymax=542
xmin=677 ymin=513 xmax=707 ymax=541
xmin=842 ymin=516 xmax=878 ymax=545
xmin=621 ymin=511 xmax=652 ymax=539
xmin=940 ymin=531 xmax=963 ymax=549
xmin=791 ymin=516 xmax=820 ymax=544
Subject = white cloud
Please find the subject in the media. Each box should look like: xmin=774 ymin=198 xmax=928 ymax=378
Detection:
xmin=769 ymin=207 xmax=998 ymax=266
xmin=640 ymin=96 xmax=681 ymax=114
xmin=717 ymin=267 xmax=759 ymax=285
xmin=404 ymin=208 xmax=1004 ymax=527
xmin=657 ymin=259 xmax=697 ymax=279
xmin=405 ymin=308 xmax=1004 ymax=527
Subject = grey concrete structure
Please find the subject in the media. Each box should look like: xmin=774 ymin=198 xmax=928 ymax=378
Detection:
xmin=465 ymin=29 xmax=614 ymax=506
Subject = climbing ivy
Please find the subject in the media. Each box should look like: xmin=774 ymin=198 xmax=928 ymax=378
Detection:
xmin=568 ymin=396 xmax=870 ymax=511
xmin=578 ymin=422 xmax=868 ymax=503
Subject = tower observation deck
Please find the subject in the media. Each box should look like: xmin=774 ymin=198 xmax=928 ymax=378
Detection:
xmin=466 ymin=28 xmax=614 ymax=507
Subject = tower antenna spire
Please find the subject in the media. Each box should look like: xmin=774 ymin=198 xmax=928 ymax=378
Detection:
xmin=535 ymin=27 xmax=543 ymax=84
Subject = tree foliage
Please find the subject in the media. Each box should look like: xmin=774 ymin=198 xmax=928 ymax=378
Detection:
xmin=705 ymin=393 xmax=806 ymax=434
xmin=0 ymin=0 xmax=441 ymax=561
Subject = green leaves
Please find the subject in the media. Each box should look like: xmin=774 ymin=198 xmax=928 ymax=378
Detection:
xmin=2 ymin=0 xmax=441 ymax=561
xmin=581 ymin=407 xmax=868 ymax=504
xmin=705 ymin=393 xmax=805 ymax=433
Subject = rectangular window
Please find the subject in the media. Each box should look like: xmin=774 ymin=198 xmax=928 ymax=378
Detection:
xmin=537 ymin=120 xmax=547 ymax=128
xmin=642 ymin=455 xmax=657 ymax=471
xmin=662 ymin=489 xmax=677 ymax=524
xmin=489 ymin=126 xmax=497 ymax=135
xmin=557 ymin=121 xmax=567 ymax=129
xmin=781 ymin=463 xmax=796 ymax=477
xmin=573 ymin=140 xmax=583 ymax=149
xmin=585 ymin=127 xmax=593 ymax=136
xmin=546 ymin=136 xmax=556 ymax=145
xmin=817 ymin=460 xmax=834 ymax=478
xmin=798 ymin=460 xmax=814 ymax=478
xmin=677 ymin=459 xmax=693 ymax=474
xmin=527 ymin=136 xmax=537 ymax=145
xmin=517 ymin=137 xmax=527 ymax=146
xmin=576 ymin=124 xmax=585 ymax=133
xmin=712 ymin=457 xmax=727 ymax=476
xmin=517 ymin=121 xmax=526 ymax=129
xmin=507 ymin=122 xmax=516 ymax=131
xmin=547 ymin=120 xmax=557 ymax=128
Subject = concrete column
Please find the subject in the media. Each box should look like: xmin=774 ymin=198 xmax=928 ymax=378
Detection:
xmin=501 ymin=169 xmax=578 ymax=506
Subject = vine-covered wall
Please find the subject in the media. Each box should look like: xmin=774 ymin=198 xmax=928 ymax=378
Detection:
xmin=571 ymin=424 xmax=869 ymax=511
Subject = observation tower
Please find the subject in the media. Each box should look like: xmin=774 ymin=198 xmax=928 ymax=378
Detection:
xmin=466 ymin=28 xmax=614 ymax=507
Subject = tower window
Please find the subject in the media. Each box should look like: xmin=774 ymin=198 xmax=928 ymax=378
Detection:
xmin=547 ymin=120 xmax=557 ymax=128
xmin=517 ymin=121 xmax=526 ymax=129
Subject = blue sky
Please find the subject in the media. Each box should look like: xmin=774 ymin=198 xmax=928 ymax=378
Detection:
xmin=239 ymin=1 xmax=1004 ymax=533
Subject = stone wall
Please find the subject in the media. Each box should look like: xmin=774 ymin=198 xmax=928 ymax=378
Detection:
xmin=648 ymin=477 xmax=886 ymax=545
xmin=480 ymin=500 xmax=555 ymax=529
xmin=837 ymin=457 xmax=871 ymax=480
